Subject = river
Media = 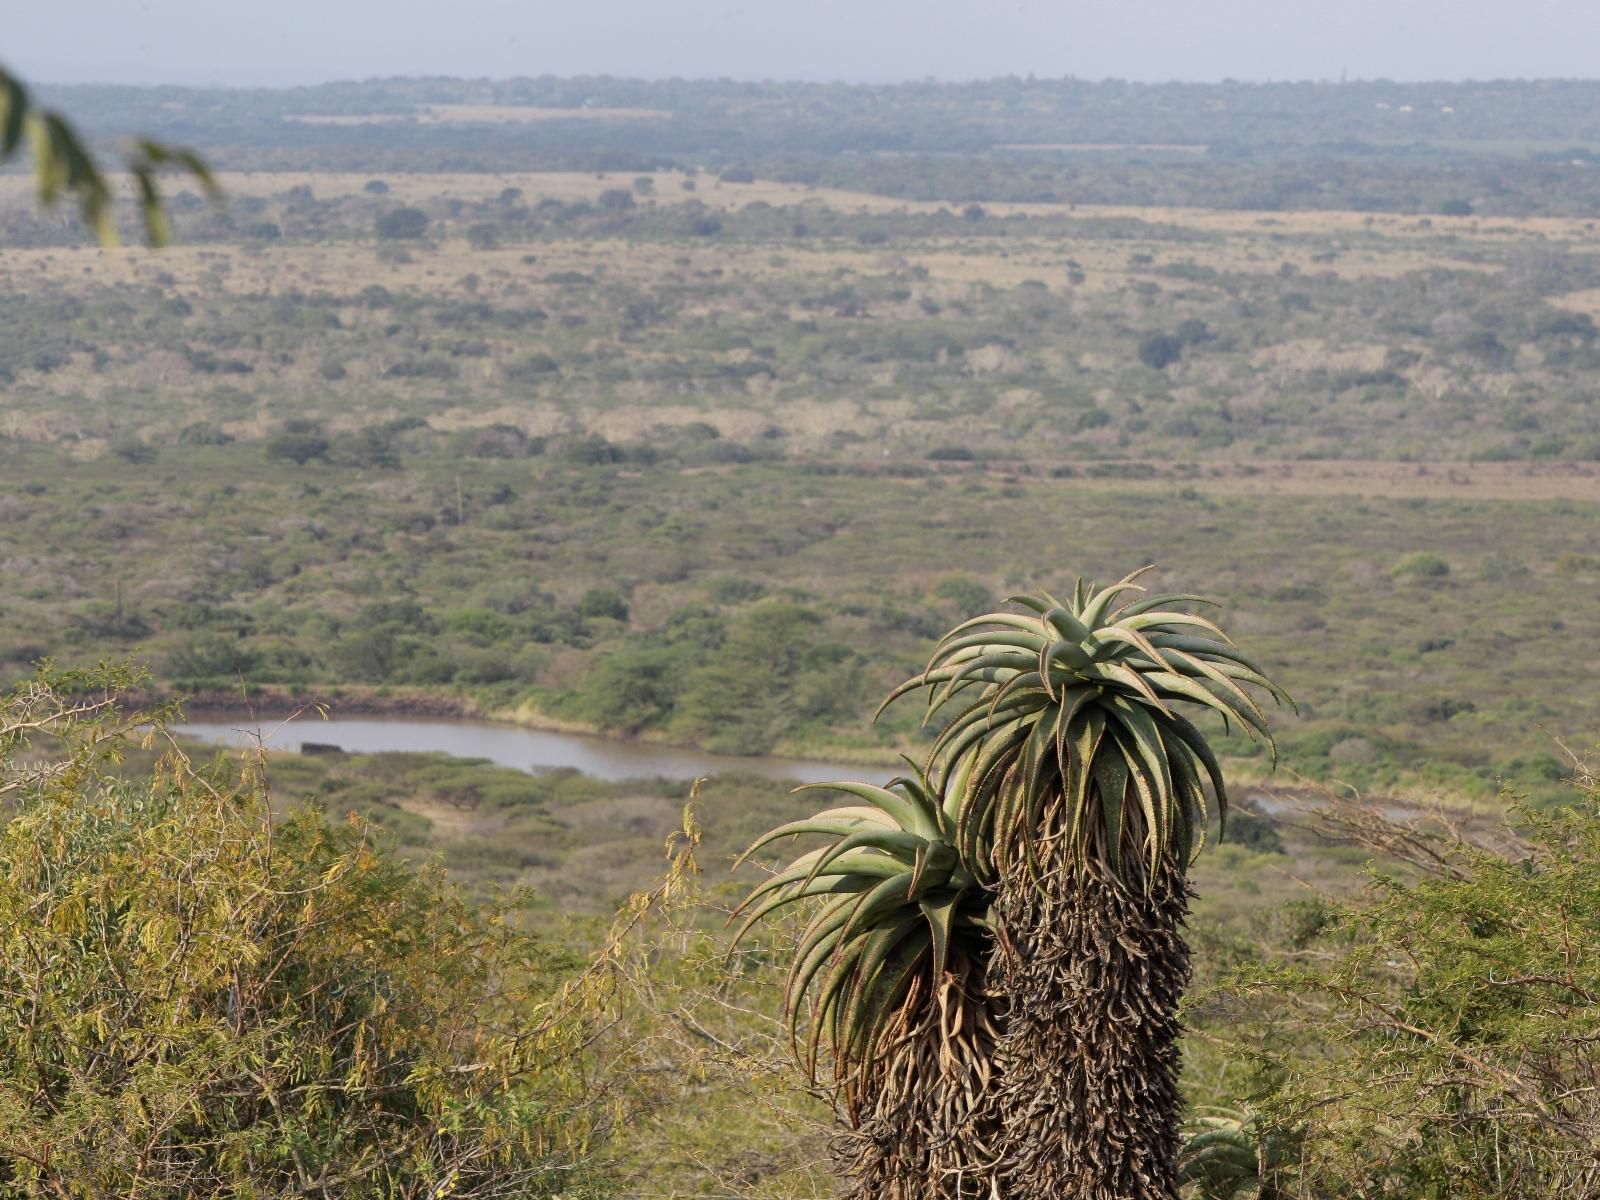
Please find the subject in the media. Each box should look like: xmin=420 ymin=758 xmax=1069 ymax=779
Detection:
xmin=173 ymin=713 xmax=892 ymax=785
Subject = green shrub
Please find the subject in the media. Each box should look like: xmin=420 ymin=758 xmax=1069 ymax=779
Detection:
xmin=0 ymin=669 xmax=608 ymax=1199
xmin=1234 ymin=775 xmax=1600 ymax=1196
xmin=264 ymin=430 xmax=330 ymax=465
xmin=1391 ymin=551 xmax=1450 ymax=579
xmin=578 ymin=587 xmax=630 ymax=622
xmin=375 ymin=206 xmax=429 ymax=240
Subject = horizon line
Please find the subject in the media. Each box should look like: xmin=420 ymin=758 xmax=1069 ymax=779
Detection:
xmin=32 ymin=70 xmax=1600 ymax=92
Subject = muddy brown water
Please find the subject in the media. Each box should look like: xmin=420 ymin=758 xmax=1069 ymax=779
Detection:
xmin=174 ymin=713 xmax=891 ymax=785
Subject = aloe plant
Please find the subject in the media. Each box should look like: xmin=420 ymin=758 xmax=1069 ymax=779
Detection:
xmin=736 ymin=568 xmax=1288 ymax=1200
xmin=1180 ymin=1108 xmax=1298 ymax=1200
xmin=896 ymin=566 xmax=1290 ymax=884
xmin=732 ymin=765 xmax=1002 ymax=1198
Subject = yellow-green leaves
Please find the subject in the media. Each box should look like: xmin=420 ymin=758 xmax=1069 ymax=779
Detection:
xmin=1 ymin=64 xmax=218 ymax=246
xmin=0 ymin=667 xmax=600 ymax=1196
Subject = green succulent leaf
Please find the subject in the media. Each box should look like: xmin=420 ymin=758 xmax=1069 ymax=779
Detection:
xmin=733 ymin=773 xmax=991 ymax=1082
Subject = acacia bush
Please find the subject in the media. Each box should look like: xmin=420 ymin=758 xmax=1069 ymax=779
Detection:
xmin=1221 ymin=770 xmax=1600 ymax=1198
xmin=0 ymin=667 xmax=614 ymax=1198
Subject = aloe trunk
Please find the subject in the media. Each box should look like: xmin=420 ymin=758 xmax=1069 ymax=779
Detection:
xmin=836 ymin=949 xmax=1005 ymax=1200
xmin=992 ymin=839 xmax=1190 ymax=1199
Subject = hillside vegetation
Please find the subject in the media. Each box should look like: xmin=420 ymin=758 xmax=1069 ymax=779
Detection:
xmin=5 ymin=75 xmax=1600 ymax=1199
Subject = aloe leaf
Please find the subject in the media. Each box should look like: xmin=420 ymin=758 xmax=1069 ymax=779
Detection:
xmin=1088 ymin=660 xmax=1174 ymax=717
xmin=927 ymin=629 xmax=1049 ymax=669
xmin=797 ymin=780 xmax=937 ymax=840
xmin=919 ymin=888 xmax=967 ymax=981
xmin=985 ymin=667 xmax=1049 ymax=723
xmin=930 ymin=710 xmax=1027 ymax=780
xmin=730 ymin=874 xmax=876 ymax=947
xmin=1121 ymin=610 xmax=1235 ymax=645
xmin=796 ymin=932 xmax=872 ymax=1063
xmin=931 ymin=612 xmax=1055 ymax=655
xmin=1043 ymin=637 xmax=1094 ymax=676
xmin=1040 ymin=605 xmax=1094 ymax=643
xmin=733 ymin=815 xmax=893 ymax=868
xmin=1115 ymin=593 xmax=1216 ymax=619
xmin=1154 ymin=648 xmax=1272 ymax=726
xmin=928 ymin=651 xmax=1035 ymax=710
xmin=1092 ymin=744 xmax=1130 ymax=877
xmin=1143 ymin=670 xmax=1269 ymax=741
xmin=1107 ymin=695 xmax=1177 ymax=804
xmin=1146 ymin=632 xmax=1270 ymax=676
xmin=1096 ymin=623 xmax=1176 ymax=672
xmin=838 ymin=871 xmax=925 ymax=949
xmin=926 ymin=693 xmax=1015 ymax=765
xmin=1164 ymin=710 xmax=1232 ymax=831
xmin=803 ymin=828 xmax=926 ymax=889
xmin=791 ymin=894 xmax=863 ymax=975
xmin=837 ymin=927 xmax=930 ymax=1066
xmin=1115 ymin=728 xmax=1165 ymax=878
xmin=1081 ymin=566 xmax=1156 ymax=628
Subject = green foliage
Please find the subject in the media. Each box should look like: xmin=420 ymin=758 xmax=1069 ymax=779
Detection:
xmin=0 ymin=63 xmax=215 ymax=245
xmin=551 ymin=599 xmax=862 ymax=755
xmin=1138 ymin=332 xmax=1185 ymax=370
xmin=1218 ymin=807 xmax=1285 ymax=855
xmin=1392 ymin=551 xmax=1451 ymax=579
xmin=577 ymin=587 xmax=629 ymax=622
xmin=376 ymin=206 xmax=430 ymax=240
xmin=934 ymin=575 xmax=991 ymax=614
xmin=0 ymin=667 xmax=610 ymax=1197
xmin=264 ymin=429 xmax=331 ymax=465
xmin=110 ymin=438 xmax=158 ymax=464
xmin=671 ymin=602 xmax=861 ymax=754
xmin=1228 ymin=773 xmax=1600 ymax=1197
xmin=731 ymin=765 xmax=989 ymax=1097
xmin=1180 ymin=1108 xmax=1297 ymax=1200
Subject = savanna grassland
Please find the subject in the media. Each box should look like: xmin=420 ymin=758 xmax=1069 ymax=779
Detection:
xmin=5 ymin=159 xmax=1600 ymax=803
xmin=7 ymin=76 xmax=1600 ymax=1196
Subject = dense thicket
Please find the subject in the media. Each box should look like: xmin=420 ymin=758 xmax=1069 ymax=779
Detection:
xmin=0 ymin=667 xmax=614 ymax=1198
xmin=1211 ymin=773 xmax=1600 ymax=1198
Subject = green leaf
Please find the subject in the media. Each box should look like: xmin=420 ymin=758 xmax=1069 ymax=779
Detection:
xmin=1121 ymin=610 xmax=1235 ymax=644
xmin=796 ymin=780 xmax=938 ymax=841
xmin=1080 ymin=566 xmax=1156 ymax=628
xmin=0 ymin=69 xmax=26 ymax=157
xmin=1092 ymin=746 xmax=1130 ymax=877
xmin=919 ymin=888 xmax=967 ymax=981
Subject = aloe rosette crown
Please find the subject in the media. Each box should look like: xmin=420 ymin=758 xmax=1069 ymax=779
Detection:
xmin=883 ymin=567 xmax=1293 ymax=884
xmin=1180 ymin=1107 xmax=1295 ymax=1199
xmin=730 ymin=764 xmax=989 ymax=1084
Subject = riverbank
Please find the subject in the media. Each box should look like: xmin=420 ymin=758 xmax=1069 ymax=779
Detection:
xmin=141 ymin=684 xmax=1505 ymax=812
xmin=135 ymin=684 xmax=478 ymax=721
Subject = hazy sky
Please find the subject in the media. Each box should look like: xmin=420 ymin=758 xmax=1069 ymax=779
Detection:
xmin=13 ymin=0 xmax=1600 ymax=87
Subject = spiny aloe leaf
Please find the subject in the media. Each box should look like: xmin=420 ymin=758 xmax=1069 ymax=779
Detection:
xmin=1080 ymin=565 xmax=1156 ymax=628
xmin=794 ymin=780 xmax=937 ymax=841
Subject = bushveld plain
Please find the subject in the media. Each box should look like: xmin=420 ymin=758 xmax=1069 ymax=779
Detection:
xmin=5 ymin=76 xmax=1600 ymax=1195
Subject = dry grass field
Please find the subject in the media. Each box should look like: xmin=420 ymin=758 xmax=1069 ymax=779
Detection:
xmin=5 ymin=164 xmax=1599 ymax=472
xmin=13 ymin=166 xmax=1600 ymax=238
